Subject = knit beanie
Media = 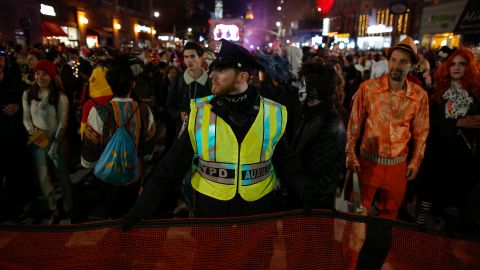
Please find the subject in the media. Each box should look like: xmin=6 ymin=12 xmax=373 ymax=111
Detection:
xmin=34 ymin=60 xmax=57 ymax=79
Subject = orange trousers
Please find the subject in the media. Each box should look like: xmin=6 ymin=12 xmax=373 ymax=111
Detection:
xmin=358 ymin=156 xmax=407 ymax=219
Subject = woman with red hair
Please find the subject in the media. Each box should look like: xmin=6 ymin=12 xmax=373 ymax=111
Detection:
xmin=417 ymin=48 xmax=480 ymax=233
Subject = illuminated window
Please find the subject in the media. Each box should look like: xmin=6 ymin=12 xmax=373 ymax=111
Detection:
xmin=376 ymin=8 xmax=392 ymax=26
xmin=359 ymin=14 xmax=368 ymax=36
xmin=403 ymin=13 xmax=409 ymax=34
xmin=375 ymin=8 xmax=410 ymax=34
xmin=398 ymin=14 xmax=403 ymax=33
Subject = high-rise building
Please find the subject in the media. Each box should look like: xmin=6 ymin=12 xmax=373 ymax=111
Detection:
xmin=215 ymin=0 xmax=224 ymax=19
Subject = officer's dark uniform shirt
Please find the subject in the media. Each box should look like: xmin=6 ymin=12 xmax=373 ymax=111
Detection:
xmin=125 ymin=86 xmax=287 ymax=221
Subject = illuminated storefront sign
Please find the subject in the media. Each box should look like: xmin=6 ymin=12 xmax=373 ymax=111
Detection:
xmin=367 ymin=24 xmax=393 ymax=34
xmin=420 ymin=1 xmax=467 ymax=34
xmin=135 ymin=24 xmax=152 ymax=33
xmin=40 ymin=4 xmax=56 ymax=16
xmin=86 ymin=35 xmax=98 ymax=48
xmin=337 ymin=33 xmax=350 ymax=39
xmin=322 ymin=18 xmax=330 ymax=36
xmin=158 ymin=35 xmax=175 ymax=41
xmin=335 ymin=33 xmax=350 ymax=44
xmin=311 ymin=35 xmax=323 ymax=44
xmin=357 ymin=36 xmax=392 ymax=49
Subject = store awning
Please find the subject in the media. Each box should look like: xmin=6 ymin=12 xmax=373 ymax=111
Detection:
xmin=87 ymin=26 xmax=112 ymax=38
xmin=455 ymin=0 xmax=480 ymax=34
xmin=41 ymin=21 xmax=67 ymax=37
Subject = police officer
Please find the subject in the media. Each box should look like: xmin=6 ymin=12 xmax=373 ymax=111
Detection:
xmin=122 ymin=39 xmax=288 ymax=228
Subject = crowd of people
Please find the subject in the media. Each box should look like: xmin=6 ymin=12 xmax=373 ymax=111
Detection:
xmin=0 ymin=37 xmax=479 ymax=239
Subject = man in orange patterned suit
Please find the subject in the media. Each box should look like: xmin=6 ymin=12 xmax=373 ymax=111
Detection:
xmin=345 ymin=37 xmax=429 ymax=219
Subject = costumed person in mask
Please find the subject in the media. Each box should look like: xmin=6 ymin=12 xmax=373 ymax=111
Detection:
xmin=122 ymin=39 xmax=289 ymax=269
xmin=79 ymin=63 xmax=113 ymax=137
xmin=287 ymin=61 xmax=346 ymax=211
xmin=282 ymin=61 xmax=346 ymax=269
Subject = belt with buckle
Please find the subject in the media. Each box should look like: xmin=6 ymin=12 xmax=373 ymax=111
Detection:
xmin=361 ymin=152 xmax=406 ymax=165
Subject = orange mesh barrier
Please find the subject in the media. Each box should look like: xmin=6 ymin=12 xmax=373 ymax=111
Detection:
xmin=0 ymin=210 xmax=479 ymax=270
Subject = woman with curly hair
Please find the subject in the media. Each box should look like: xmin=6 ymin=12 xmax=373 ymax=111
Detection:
xmin=417 ymin=48 xmax=480 ymax=233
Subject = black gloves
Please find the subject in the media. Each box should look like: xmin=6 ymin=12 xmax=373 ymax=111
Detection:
xmin=120 ymin=187 xmax=161 ymax=231
xmin=121 ymin=211 xmax=140 ymax=231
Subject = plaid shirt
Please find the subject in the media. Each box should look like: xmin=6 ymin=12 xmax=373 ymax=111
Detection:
xmin=346 ymin=75 xmax=429 ymax=171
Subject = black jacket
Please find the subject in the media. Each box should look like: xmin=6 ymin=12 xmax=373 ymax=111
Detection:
xmin=286 ymin=101 xmax=346 ymax=210
xmin=259 ymin=79 xmax=301 ymax=144
xmin=0 ymin=76 xmax=27 ymax=149
xmin=166 ymin=73 xmax=212 ymax=124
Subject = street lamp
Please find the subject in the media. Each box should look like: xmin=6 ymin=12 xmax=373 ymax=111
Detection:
xmin=188 ymin=27 xmax=192 ymax=32
xmin=277 ymin=6 xmax=282 ymax=11
xmin=80 ymin=16 xmax=89 ymax=25
xmin=276 ymin=21 xmax=281 ymax=27
xmin=114 ymin=23 xmax=121 ymax=30
xmin=154 ymin=11 xmax=160 ymax=18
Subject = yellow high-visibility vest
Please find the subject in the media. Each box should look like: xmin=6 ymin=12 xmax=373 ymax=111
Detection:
xmin=187 ymin=95 xmax=287 ymax=201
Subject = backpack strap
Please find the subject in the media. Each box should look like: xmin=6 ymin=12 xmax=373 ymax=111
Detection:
xmin=108 ymin=101 xmax=140 ymax=130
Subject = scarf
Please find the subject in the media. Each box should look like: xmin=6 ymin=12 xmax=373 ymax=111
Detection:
xmin=443 ymin=82 xmax=473 ymax=119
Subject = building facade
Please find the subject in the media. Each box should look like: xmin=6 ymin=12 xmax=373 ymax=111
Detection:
xmin=0 ymin=0 xmax=156 ymax=48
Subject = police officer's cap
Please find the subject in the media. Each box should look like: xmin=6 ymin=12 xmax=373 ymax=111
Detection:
xmin=209 ymin=39 xmax=263 ymax=73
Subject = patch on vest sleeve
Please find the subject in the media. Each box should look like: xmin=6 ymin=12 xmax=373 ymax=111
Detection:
xmin=178 ymin=114 xmax=189 ymax=139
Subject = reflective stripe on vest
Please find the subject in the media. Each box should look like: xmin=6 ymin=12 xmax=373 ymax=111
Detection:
xmin=197 ymin=158 xmax=272 ymax=186
xmin=188 ymin=95 xmax=287 ymax=201
xmin=261 ymin=99 xmax=283 ymax=162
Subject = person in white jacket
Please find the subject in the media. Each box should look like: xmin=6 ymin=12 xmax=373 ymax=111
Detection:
xmin=370 ymin=52 xmax=389 ymax=79
xmin=22 ymin=60 xmax=72 ymax=225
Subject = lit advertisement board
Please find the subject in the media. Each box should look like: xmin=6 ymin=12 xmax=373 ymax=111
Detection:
xmin=213 ymin=24 xmax=240 ymax=41
xmin=210 ymin=19 xmax=243 ymax=43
